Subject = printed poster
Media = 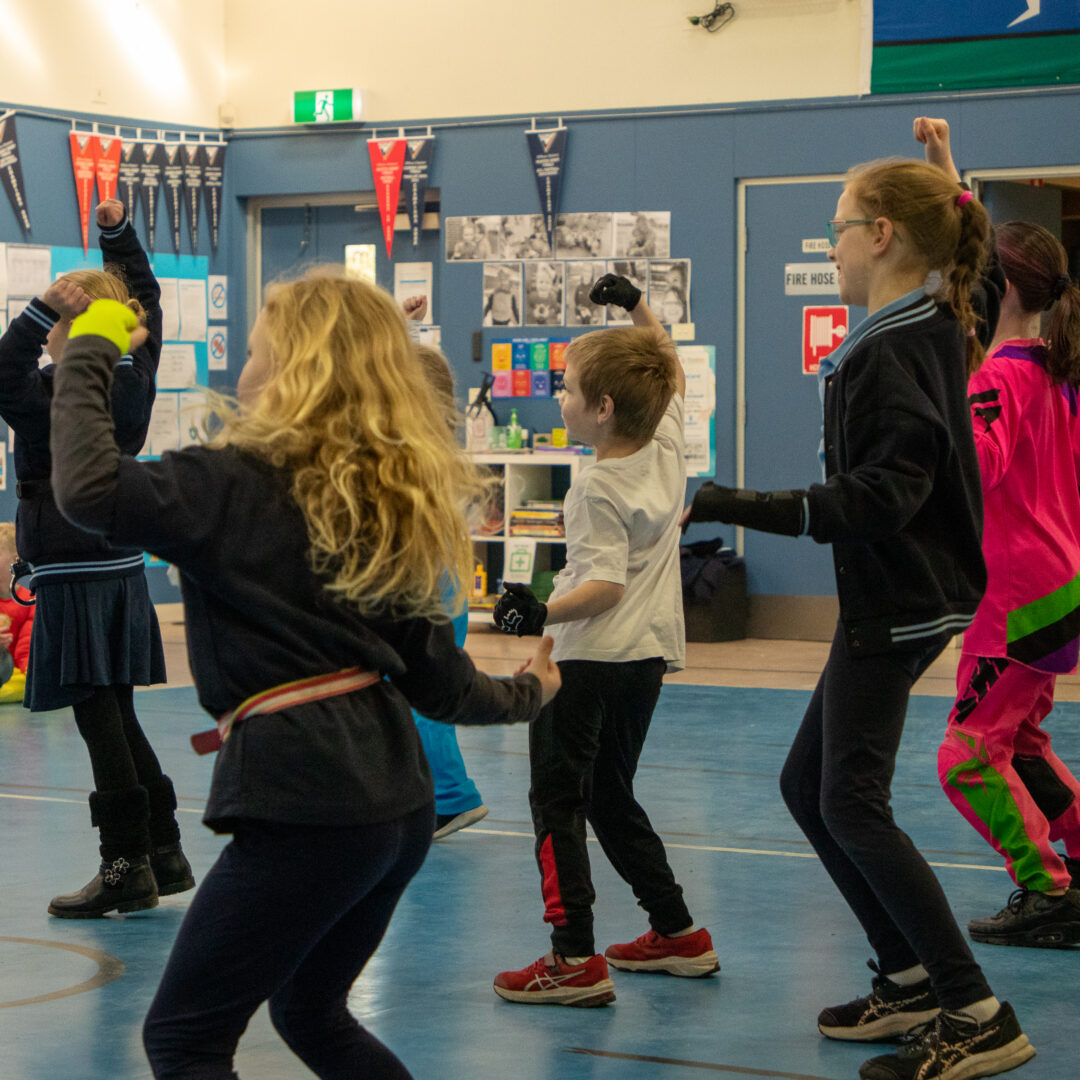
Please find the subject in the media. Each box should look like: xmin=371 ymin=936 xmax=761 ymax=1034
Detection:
xmin=207 ymin=274 xmax=228 ymax=320
xmin=367 ymin=138 xmax=407 ymax=259
xmin=525 ymin=127 xmax=567 ymax=257
xmin=393 ymin=262 xmax=433 ymax=324
xmin=0 ymin=114 xmax=32 ymax=235
xmin=402 ymin=137 xmax=434 ymax=247
xmin=676 ymin=345 xmax=716 ymax=478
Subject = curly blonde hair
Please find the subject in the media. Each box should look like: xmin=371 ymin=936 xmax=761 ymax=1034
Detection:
xmin=212 ymin=269 xmax=489 ymax=621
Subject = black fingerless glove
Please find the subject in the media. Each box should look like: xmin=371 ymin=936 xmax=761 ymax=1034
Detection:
xmin=589 ymin=273 xmax=641 ymax=312
xmin=493 ymin=582 xmax=548 ymax=636
xmin=686 ymin=482 xmax=807 ymax=537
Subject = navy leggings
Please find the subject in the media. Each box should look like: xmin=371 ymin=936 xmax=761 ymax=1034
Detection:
xmin=144 ymin=806 xmax=432 ymax=1079
xmin=779 ymin=623 xmax=991 ymax=1010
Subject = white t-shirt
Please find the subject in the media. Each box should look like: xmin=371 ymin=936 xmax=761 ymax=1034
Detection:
xmin=547 ymin=393 xmax=686 ymax=671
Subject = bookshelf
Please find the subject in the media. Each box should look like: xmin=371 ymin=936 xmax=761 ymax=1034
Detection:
xmin=468 ymin=450 xmax=591 ymax=624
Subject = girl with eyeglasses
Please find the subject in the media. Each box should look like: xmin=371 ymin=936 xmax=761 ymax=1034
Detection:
xmin=684 ymin=118 xmax=1035 ymax=1080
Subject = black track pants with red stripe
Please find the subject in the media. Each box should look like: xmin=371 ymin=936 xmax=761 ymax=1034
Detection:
xmin=528 ymin=657 xmax=692 ymax=957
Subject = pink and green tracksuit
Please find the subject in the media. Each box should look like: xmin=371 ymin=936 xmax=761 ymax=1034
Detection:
xmin=939 ymin=340 xmax=1080 ymax=892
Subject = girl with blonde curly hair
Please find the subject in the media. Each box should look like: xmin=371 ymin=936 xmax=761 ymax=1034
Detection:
xmin=49 ymin=267 xmax=559 ymax=1079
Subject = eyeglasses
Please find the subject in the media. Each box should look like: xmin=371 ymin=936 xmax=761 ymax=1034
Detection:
xmin=826 ymin=219 xmax=874 ymax=246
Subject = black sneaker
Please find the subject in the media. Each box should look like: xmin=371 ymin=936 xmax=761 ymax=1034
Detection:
xmin=433 ymin=804 xmax=489 ymax=840
xmin=818 ymin=961 xmax=940 ymax=1041
xmin=1064 ymin=855 xmax=1080 ymax=889
xmin=968 ymin=887 xmax=1080 ymax=948
xmin=859 ymin=1001 xmax=1035 ymax=1080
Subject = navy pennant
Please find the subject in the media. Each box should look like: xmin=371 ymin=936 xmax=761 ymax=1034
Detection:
xmin=402 ymin=137 xmax=434 ymax=247
xmin=525 ymin=126 xmax=567 ymax=257
xmin=0 ymin=114 xmax=32 ymax=234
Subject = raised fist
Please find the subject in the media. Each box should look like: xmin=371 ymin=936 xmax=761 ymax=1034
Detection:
xmin=96 ymin=199 xmax=126 ymax=229
xmin=42 ymin=278 xmax=92 ymax=320
xmin=589 ymin=273 xmax=641 ymax=312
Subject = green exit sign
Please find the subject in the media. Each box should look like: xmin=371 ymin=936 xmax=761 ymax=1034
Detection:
xmin=292 ymin=89 xmax=362 ymax=124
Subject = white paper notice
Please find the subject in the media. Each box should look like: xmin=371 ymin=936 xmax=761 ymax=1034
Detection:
xmin=503 ymin=537 xmax=537 ymax=584
xmin=158 ymin=343 xmax=197 ymax=389
xmin=159 ymin=278 xmax=180 ymax=340
xmin=178 ymin=279 xmax=207 ymax=341
xmin=146 ymin=394 xmax=179 ymax=455
xmin=5 ymin=244 xmax=51 ymax=297
xmin=394 ymin=262 xmax=433 ymax=323
xmin=0 ymin=241 xmax=7 ymax=301
xmin=207 ymin=326 xmax=228 ymax=370
xmin=178 ymin=390 xmax=205 ymax=447
xmin=7 ymin=297 xmax=30 ymax=319
xmin=677 ymin=345 xmax=717 ymax=478
xmin=207 ymin=275 xmax=228 ymax=320
xmin=0 ymin=440 xmax=6 ymax=491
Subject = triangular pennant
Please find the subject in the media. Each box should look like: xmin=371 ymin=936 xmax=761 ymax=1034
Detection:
xmin=118 ymin=141 xmax=142 ymax=228
xmin=0 ymin=115 xmax=32 ymax=234
xmin=69 ymin=132 xmax=99 ymax=255
xmin=181 ymin=144 xmax=204 ymax=254
xmin=367 ymin=137 xmax=407 ymax=259
xmin=524 ymin=128 xmax=567 ymax=257
xmin=201 ymin=143 xmax=226 ymax=254
xmin=161 ymin=143 xmax=185 ymax=254
xmin=138 ymin=143 xmax=166 ymax=254
xmin=401 ymin=136 xmax=434 ymax=247
xmin=93 ymin=136 xmax=123 ymax=202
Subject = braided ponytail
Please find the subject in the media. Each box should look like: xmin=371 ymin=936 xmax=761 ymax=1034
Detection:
xmin=996 ymin=221 xmax=1080 ymax=387
xmin=946 ymin=195 xmax=991 ymax=374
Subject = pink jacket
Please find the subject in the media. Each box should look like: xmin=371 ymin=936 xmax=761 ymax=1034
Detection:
xmin=964 ymin=340 xmax=1080 ymax=672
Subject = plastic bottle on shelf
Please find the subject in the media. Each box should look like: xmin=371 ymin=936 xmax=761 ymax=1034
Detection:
xmin=507 ymin=408 xmax=523 ymax=450
xmin=473 ymin=562 xmax=487 ymax=598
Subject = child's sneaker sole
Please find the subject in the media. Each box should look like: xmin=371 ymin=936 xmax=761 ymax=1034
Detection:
xmin=819 ymin=1006 xmax=941 ymax=1042
xmin=859 ymin=1033 xmax=1035 ymax=1079
xmin=492 ymin=980 xmax=615 ymax=1007
xmin=606 ymin=950 xmax=719 ymax=977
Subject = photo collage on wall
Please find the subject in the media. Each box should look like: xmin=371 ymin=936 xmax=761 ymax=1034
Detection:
xmin=447 ymin=212 xmax=690 ymax=330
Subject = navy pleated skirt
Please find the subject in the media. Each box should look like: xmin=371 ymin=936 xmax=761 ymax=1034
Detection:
xmin=25 ymin=572 xmax=167 ymax=712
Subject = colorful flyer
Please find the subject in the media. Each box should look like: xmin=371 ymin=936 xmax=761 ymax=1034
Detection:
xmin=161 ymin=144 xmax=185 ymax=254
xmin=201 ymin=144 xmax=226 ymax=254
xmin=181 ymin=144 xmax=204 ymax=253
xmin=524 ymin=126 xmax=567 ymax=257
xmin=139 ymin=143 xmax=166 ymax=254
xmin=94 ymin=137 xmax=122 ymax=202
xmin=367 ymin=138 xmax=407 ymax=259
xmin=69 ymin=133 xmax=98 ymax=255
xmin=0 ymin=114 xmax=32 ymax=234
xmin=118 ymin=142 xmax=142 ymax=227
xmin=402 ymin=137 xmax=434 ymax=247
xmin=491 ymin=342 xmax=512 ymax=371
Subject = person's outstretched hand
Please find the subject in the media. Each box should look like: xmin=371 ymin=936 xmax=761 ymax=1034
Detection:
xmin=42 ymin=279 xmax=92 ymax=320
xmin=96 ymin=199 xmax=126 ymax=229
xmin=401 ymin=295 xmax=428 ymax=321
xmin=517 ymin=635 xmax=561 ymax=706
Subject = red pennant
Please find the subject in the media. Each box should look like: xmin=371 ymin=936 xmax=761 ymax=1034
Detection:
xmin=70 ymin=132 xmax=98 ymax=255
xmin=367 ymin=138 xmax=406 ymax=259
xmin=93 ymin=136 xmax=123 ymax=202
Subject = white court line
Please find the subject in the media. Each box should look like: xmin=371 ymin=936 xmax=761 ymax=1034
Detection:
xmin=2 ymin=793 xmax=1008 ymax=872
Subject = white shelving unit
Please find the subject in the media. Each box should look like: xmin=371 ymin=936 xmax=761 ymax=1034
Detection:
xmin=468 ymin=450 xmax=590 ymax=623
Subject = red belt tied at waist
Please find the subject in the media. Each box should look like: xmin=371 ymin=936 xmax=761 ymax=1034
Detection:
xmin=191 ymin=667 xmax=382 ymax=755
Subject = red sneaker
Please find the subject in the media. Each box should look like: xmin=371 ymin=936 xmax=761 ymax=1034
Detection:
xmin=605 ymin=927 xmax=720 ymax=977
xmin=493 ymin=952 xmax=615 ymax=1007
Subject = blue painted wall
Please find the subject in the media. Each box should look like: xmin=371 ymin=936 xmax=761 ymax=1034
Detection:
xmin=6 ymin=88 xmax=1080 ymax=600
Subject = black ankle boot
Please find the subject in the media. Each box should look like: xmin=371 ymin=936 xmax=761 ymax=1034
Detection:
xmin=150 ymin=843 xmax=195 ymax=896
xmin=48 ymin=855 xmax=159 ymax=918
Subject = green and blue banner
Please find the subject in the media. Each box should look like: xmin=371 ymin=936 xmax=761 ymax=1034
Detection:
xmin=873 ymin=3 xmax=1080 ymax=94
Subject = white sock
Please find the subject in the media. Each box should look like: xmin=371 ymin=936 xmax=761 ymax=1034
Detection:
xmin=562 ymin=955 xmax=591 ymax=965
xmin=667 ymin=925 xmax=696 ymax=938
xmin=885 ymin=963 xmax=929 ymax=987
xmin=955 ymin=996 xmax=1001 ymax=1025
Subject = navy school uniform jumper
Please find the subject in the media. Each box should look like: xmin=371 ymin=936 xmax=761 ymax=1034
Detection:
xmin=783 ymin=283 xmax=1003 ymax=1010
xmin=0 ymin=217 xmax=178 ymax=874
xmin=49 ymin=330 xmax=545 ymax=1078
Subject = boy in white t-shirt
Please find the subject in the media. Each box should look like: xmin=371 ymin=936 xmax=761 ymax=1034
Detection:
xmin=491 ymin=274 xmax=717 ymax=1007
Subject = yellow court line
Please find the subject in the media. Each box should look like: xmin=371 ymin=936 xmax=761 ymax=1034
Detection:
xmin=0 ymin=792 xmax=202 ymax=812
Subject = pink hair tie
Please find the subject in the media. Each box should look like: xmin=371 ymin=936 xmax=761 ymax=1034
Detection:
xmin=956 ymin=190 xmax=974 ymax=207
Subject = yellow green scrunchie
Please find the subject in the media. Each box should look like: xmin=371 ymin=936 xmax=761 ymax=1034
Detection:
xmin=69 ymin=299 xmax=138 ymax=355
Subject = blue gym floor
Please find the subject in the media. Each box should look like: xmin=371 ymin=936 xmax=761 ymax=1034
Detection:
xmin=2 ymin=681 xmax=1076 ymax=1079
